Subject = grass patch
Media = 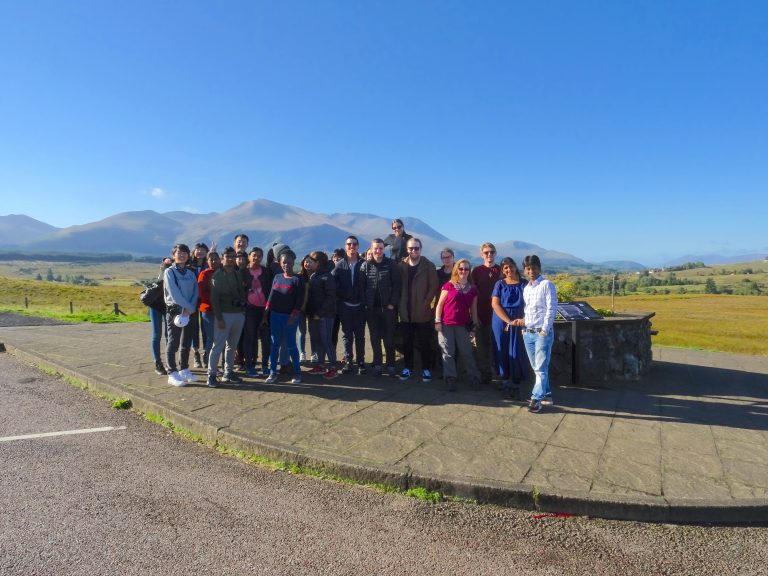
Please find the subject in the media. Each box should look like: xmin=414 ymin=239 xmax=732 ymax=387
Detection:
xmin=112 ymin=398 xmax=132 ymax=410
xmin=404 ymin=486 xmax=444 ymax=503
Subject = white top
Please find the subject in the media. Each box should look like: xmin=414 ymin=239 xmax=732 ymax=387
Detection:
xmin=523 ymin=275 xmax=558 ymax=333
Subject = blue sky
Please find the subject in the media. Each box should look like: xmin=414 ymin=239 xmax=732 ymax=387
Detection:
xmin=1 ymin=0 xmax=766 ymax=265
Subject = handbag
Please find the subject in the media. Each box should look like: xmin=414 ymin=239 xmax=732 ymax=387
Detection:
xmin=139 ymin=281 xmax=163 ymax=306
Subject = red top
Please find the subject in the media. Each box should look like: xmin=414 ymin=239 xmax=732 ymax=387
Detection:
xmin=470 ymin=264 xmax=501 ymax=324
xmin=441 ymin=282 xmax=477 ymax=326
xmin=197 ymin=268 xmax=217 ymax=312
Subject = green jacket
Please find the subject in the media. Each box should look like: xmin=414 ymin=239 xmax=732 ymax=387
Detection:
xmin=210 ymin=267 xmax=246 ymax=321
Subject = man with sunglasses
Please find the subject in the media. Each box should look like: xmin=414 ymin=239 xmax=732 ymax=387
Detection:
xmin=471 ymin=242 xmax=501 ymax=386
xmin=332 ymin=235 xmax=367 ymax=375
xmin=398 ymin=238 xmax=439 ymax=382
xmin=383 ymin=218 xmax=413 ymax=262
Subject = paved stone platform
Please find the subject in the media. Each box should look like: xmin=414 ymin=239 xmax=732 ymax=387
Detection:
xmin=1 ymin=322 xmax=767 ymax=524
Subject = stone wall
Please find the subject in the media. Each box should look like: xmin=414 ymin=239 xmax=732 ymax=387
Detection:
xmin=550 ymin=312 xmax=655 ymax=386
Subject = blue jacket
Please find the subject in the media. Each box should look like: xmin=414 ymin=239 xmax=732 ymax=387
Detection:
xmin=332 ymin=257 xmax=364 ymax=306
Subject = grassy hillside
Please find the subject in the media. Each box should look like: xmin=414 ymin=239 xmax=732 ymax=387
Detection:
xmin=0 ymin=277 xmax=148 ymax=320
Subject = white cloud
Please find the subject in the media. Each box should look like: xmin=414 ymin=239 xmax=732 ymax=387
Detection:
xmin=150 ymin=187 xmax=167 ymax=199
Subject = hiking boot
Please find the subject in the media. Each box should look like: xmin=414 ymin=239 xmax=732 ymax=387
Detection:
xmin=399 ymin=368 xmax=411 ymax=381
xmin=422 ymin=369 xmax=432 ymax=383
xmin=178 ymin=368 xmax=197 ymax=383
xmin=154 ymin=361 xmax=167 ymax=376
xmin=167 ymin=371 xmax=186 ymax=387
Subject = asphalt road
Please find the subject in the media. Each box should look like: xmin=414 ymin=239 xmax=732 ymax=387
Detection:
xmin=2 ymin=350 xmax=768 ymax=576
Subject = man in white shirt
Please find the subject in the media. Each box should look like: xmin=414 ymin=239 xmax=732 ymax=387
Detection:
xmin=519 ymin=255 xmax=557 ymax=413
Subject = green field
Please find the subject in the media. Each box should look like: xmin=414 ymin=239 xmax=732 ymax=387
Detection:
xmin=1 ymin=260 xmax=766 ymax=356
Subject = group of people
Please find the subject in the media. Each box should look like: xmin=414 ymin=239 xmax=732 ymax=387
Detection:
xmin=147 ymin=218 xmax=558 ymax=413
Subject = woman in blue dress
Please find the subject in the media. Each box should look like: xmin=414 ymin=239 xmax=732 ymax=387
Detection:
xmin=491 ymin=257 xmax=528 ymax=399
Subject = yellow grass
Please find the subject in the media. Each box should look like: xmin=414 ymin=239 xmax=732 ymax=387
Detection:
xmin=586 ymin=294 xmax=767 ymax=356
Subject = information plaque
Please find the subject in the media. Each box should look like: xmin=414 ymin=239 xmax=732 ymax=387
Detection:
xmin=557 ymin=301 xmax=603 ymax=321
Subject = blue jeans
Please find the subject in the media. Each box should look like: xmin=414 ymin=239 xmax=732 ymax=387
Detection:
xmin=269 ymin=312 xmax=300 ymax=375
xmin=312 ymin=316 xmax=336 ymax=365
xmin=149 ymin=307 xmax=165 ymax=363
xmin=200 ymin=311 xmax=215 ymax=365
xmin=523 ymin=330 xmax=554 ymax=401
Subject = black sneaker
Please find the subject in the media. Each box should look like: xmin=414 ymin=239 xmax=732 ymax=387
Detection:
xmin=528 ymin=399 xmax=542 ymax=413
xmin=341 ymin=363 xmax=354 ymax=375
xmin=357 ymin=364 xmax=367 ymax=375
xmin=207 ymin=374 xmax=219 ymax=388
xmin=154 ymin=361 xmax=167 ymax=376
xmin=223 ymin=372 xmax=242 ymax=384
xmin=193 ymin=351 xmax=202 ymax=368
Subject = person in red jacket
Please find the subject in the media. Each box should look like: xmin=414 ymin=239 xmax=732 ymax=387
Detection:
xmin=197 ymin=251 xmax=221 ymax=369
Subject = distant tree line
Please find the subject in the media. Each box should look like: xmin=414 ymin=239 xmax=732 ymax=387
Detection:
xmin=0 ymin=251 xmax=135 ymax=263
xmin=35 ymin=268 xmax=100 ymax=286
xmin=662 ymin=261 xmax=706 ymax=272
xmin=569 ymin=272 xmax=765 ymax=297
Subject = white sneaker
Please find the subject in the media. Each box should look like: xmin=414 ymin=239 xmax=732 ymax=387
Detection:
xmin=178 ymin=368 xmax=197 ymax=383
xmin=265 ymin=372 xmax=278 ymax=384
xmin=310 ymin=353 xmax=319 ymax=364
xmin=299 ymin=352 xmax=306 ymax=361
xmin=167 ymin=371 xmax=186 ymax=387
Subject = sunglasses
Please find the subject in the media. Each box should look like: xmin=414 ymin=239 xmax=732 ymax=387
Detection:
xmin=458 ymin=267 xmax=470 ymax=272
xmin=407 ymin=246 xmax=420 ymax=251
xmin=392 ymin=225 xmax=403 ymax=230
xmin=483 ymin=251 xmax=496 ymax=255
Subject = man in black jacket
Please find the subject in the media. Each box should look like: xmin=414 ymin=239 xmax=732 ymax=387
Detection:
xmin=360 ymin=238 xmax=401 ymax=377
xmin=332 ymin=235 xmax=367 ymax=375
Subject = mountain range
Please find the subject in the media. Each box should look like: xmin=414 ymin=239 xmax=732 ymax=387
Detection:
xmin=1 ymin=199 xmax=761 ymax=270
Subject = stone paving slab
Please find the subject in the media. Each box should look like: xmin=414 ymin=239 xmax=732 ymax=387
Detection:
xmin=2 ymin=322 xmax=768 ymax=523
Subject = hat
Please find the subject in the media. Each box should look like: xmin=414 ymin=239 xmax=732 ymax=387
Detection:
xmin=173 ymin=314 xmax=190 ymax=328
xmin=272 ymin=242 xmax=289 ymax=258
